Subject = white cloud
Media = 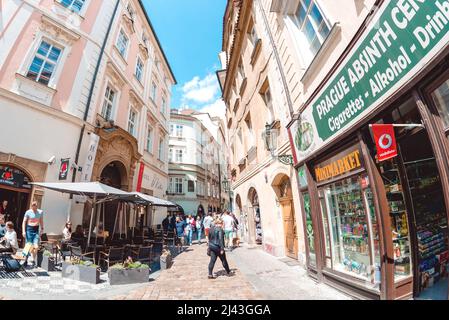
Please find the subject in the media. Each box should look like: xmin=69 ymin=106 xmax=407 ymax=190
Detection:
xmin=181 ymin=73 xmax=220 ymax=104
xmin=199 ymin=99 xmax=226 ymax=121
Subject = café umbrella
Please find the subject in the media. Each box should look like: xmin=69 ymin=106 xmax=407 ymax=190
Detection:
xmin=30 ymin=182 xmax=130 ymax=245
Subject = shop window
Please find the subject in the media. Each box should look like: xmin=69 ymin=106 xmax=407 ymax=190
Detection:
xmin=431 ymin=79 xmax=449 ymax=128
xmin=303 ymin=192 xmax=316 ymax=267
xmin=322 ymin=176 xmax=371 ymax=280
xmin=26 ymin=40 xmax=62 ymax=86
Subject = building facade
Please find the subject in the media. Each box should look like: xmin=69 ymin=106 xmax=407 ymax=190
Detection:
xmin=0 ymin=0 xmax=175 ymax=236
xmin=167 ymin=110 xmax=229 ymax=216
xmin=219 ymin=0 xmax=303 ymax=259
xmin=267 ymin=0 xmax=449 ymax=300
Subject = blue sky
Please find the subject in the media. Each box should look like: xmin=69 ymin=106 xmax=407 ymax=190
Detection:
xmin=142 ymin=0 xmax=227 ymax=118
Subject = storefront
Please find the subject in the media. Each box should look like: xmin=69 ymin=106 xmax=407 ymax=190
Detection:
xmin=288 ymin=0 xmax=449 ymax=299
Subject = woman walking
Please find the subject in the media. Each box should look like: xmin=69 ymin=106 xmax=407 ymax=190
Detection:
xmin=196 ymin=215 xmax=203 ymax=244
xmin=207 ymin=217 xmax=232 ymax=279
xmin=185 ymin=215 xmax=195 ymax=246
xmin=21 ymin=201 xmax=44 ymax=268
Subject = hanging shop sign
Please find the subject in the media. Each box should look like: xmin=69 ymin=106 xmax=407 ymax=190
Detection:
xmin=0 ymin=165 xmax=30 ymax=189
xmin=289 ymin=0 xmax=449 ymax=164
xmin=74 ymin=133 xmax=100 ymax=203
xmin=313 ymin=145 xmax=364 ymax=183
xmin=371 ymin=124 xmax=398 ymax=161
xmin=59 ymin=158 xmax=70 ymax=180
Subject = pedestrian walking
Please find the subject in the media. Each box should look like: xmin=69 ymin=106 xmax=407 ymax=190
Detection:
xmin=222 ymin=211 xmax=234 ymax=250
xmin=230 ymin=212 xmax=240 ymax=248
xmin=207 ymin=217 xmax=232 ymax=279
xmin=184 ymin=215 xmax=195 ymax=246
xmin=175 ymin=216 xmax=186 ymax=251
xmin=21 ymin=201 xmax=44 ymax=268
xmin=169 ymin=213 xmax=176 ymax=232
xmin=162 ymin=214 xmax=170 ymax=232
xmin=203 ymin=213 xmax=213 ymax=244
xmin=196 ymin=215 xmax=203 ymax=244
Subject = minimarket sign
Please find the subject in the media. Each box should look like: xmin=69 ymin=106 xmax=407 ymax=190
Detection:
xmin=290 ymin=0 xmax=449 ymax=164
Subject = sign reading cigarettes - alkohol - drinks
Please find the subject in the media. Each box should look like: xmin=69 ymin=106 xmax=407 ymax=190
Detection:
xmin=290 ymin=0 xmax=449 ymax=164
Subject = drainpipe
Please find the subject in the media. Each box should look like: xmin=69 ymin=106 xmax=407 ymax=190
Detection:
xmin=254 ymin=0 xmax=294 ymax=118
xmin=71 ymin=0 xmax=120 ymax=183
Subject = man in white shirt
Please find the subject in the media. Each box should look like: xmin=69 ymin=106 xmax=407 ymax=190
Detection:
xmin=222 ymin=211 xmax=234 ymax=249
xmin=203 ymin=213 xmax=213 ymax=244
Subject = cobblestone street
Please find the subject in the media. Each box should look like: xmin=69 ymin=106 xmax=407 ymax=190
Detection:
xmin=114 ymin=242 xmax=351 ymax=300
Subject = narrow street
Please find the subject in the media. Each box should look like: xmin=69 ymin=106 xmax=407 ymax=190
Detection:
xmin=114 ymin=243 xmax=350 ymax=300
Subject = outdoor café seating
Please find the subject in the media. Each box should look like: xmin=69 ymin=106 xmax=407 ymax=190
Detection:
xmin=68 ymin=245 xmax=96 ymax=264
xmin=131 ymin=245 xmax=153 ymax=265
xmin=99 ymin=247 xmax=125 ymax=271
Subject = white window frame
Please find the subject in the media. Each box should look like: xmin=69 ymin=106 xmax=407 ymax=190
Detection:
xmin=116 ymin=29 xmax=129 ymax=58
xmin=290 ymin=0 xmax=331 ymax=66
xmin=135 ymin=56 xmax=144 ymax=83
xmin=158 ymin=138 xmax=164 ymax=161
xmin=175 ymin=149 xmax=183 ymax=163
xmin=127 ymin=106 xmax=138 ymax=137
xmin=57 ymin=0 xmax=89 ymax=15
xmin=151 ymin=81 xmax=158 ymax=103
xmin=262 ymin=86 xmax=275 ymax=124
xmin=168 ymin=147 xmax=173 ymax=162
xmin=176 ymin=125 xmax=183 ymax=138
xmin=20 ymin=35 xmax=69 ymax=89
xmin=146 ymin=125 xmax=153 ymax=153
xmin=161 ymin=94 xmax=167 ymax=114
xmin=25 ymin=39 xmax=63 ymax=87
xmin=101 ymin=84 xmax=117 ymax=121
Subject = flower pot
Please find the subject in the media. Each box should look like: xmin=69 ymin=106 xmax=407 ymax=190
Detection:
xmin=108 ymin=267 xmax=149 ymax=285
xmin=61 ymin=261 xmax=100 ymax=284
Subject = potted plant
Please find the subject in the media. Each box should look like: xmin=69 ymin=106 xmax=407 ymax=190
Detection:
xmin=37 ymin=250 xmax=56 ymax=272
xmin=108 ymin=257 xmax=150 ymax=285
xmin=61 ymin=258 xmax=100 ymax=284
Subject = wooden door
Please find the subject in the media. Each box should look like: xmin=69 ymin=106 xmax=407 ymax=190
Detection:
xmin=281 ymin=197 xmax=298 ymax=259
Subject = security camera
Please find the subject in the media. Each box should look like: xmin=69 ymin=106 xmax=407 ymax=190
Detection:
xmin=47 ymin=156 xmax=56 ymax=165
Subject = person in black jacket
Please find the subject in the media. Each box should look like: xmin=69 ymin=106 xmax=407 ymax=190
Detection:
xmin=208 ymin=218 xmax=232 ymax=279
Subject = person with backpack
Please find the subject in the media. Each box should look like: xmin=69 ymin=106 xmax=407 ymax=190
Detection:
xmin=207 ymin=217 xmax=233 ymax=279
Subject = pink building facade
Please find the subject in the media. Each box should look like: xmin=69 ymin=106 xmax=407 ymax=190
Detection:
xmin=0 ymin=0 xmax=176 ymax=236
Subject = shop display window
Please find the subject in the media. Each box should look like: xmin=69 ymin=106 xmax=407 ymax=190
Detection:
xmin=378 ymin=159 xmax=413 ymax=281
xmin=303 ymin=192 xmax=316 ymax=267
xmin=322 ymin=176 xmax=372 ymax=281
xmin=431 ymin=79 xmax=449 ymax=128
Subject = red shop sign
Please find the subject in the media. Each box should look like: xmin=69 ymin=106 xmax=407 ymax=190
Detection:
xmin=371 ymin=124 xmax=398 ymax=162
xmin=136 ymin=162 xmax=145 ymax=192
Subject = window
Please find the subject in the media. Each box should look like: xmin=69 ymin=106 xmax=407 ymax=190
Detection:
xmin=169 ymin=177 xmax=183 ymax=194
xmin=26 ymin=40 xmax=62 ymax=86
xmin=168 ymin=148 xmax=173 ymax=162
xmin=294 ymin=0 xmax=330 ymax=58
xmin=162 ymin=96 xmax=167 ymax=114
xmin=116 ymin=29 xmax=129 ymax=57
xmin=126 ymin=3 xmax=135 ymax=20
xmin=238 ymin=61 xmax=246 ymax=81
xmin=176 ymin=125 xmax=183 ymax=138
xmin=169 ymin=124 xmax=174 ymax=136
xmin=142 ymin=32 xmax=149 ymax=47
xmin=431 ymin=79 xmax=449 ymax=128
xmin=261 ymin=85 xmax=275 ymax=123
xmin=146 ymin=127 xmax=153 ymax=152
xmin=59 ymin=0 xmax=85 ymax=13
xmin=135 ymin=57 xmax=144 ymax=83
xmin=151 ymin=81 xmax=157 ymax=102
xmin=158 ymin=138 xmax=164 ymax=160
xmin=101 ymin=86 xmax=116 ymax=121
xmin=249 ymin=25 xmax=259 ymax=46
xmin=188 ymin=180 xmax=195 ymax=193
xmin=207 ymin=182 xmax=211 ymax=197
xmin=175 ymin=149 xmax=183 ymax=163
xmin=127 ymin=107 xmax=138 ymax=137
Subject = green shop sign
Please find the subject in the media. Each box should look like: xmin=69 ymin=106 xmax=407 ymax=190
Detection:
xmin=293 ymin=0 xmax=449 ymax=161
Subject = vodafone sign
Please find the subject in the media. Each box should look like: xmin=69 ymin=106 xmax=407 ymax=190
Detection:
xmin=371 ymin=124 xmax=398 ymax=162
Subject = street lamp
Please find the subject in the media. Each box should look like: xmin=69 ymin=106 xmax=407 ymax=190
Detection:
xmin=264 ymin=122 xmax=294 ymax=166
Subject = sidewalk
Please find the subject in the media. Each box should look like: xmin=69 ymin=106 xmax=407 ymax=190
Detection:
xmin=228 ymin=244 xmax=351 ymax=300
xmin=113 ymin=243 xmax=264 ymax=300
xmin=114 ymin=242 xmax=351 ymax=300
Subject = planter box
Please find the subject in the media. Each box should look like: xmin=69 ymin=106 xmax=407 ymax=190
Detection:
xmin=108 ymin=267 xmax=149 ymax=285
xmin=61 ymin=261 xmax=100 ymax=284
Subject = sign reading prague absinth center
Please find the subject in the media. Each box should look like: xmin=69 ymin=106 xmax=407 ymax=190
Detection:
xmin=290 ymin=0 xmax=449 ymax=163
